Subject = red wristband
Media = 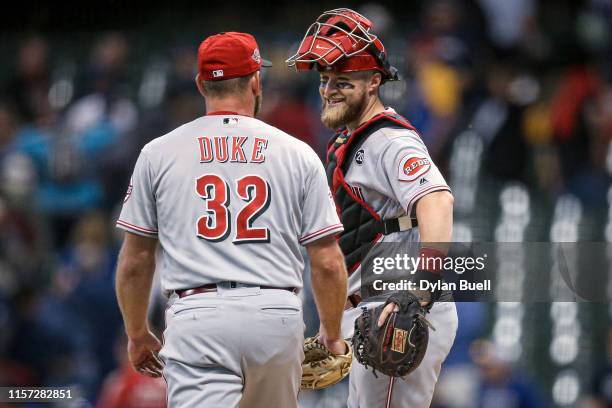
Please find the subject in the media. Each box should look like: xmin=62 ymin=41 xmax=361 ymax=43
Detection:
xmin=419 ymin=247 xmax=445 ymax=274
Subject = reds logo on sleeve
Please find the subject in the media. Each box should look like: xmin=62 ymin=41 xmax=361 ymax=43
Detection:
xmin=398 ymin=154 xmax=431 ymax=182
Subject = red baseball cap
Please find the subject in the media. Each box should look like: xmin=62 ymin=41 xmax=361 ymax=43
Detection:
xmin=198 ymin=32 xmax=272 ymax=81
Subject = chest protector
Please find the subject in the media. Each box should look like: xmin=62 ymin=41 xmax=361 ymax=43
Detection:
xmin=326 ymin=112 xmax=419 ymax=274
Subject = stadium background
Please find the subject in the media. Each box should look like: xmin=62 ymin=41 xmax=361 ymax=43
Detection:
xmin=0 ymin=0 xmax=611 ymax=406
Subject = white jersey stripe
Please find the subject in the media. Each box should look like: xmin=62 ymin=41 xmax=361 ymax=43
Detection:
xmin=406 ymin=185 xmax=451 ymax=214
xmin=116 ymin=220 xmax=159 ymax=235
xmin=299 ymin=223 xmax=344 ymax=245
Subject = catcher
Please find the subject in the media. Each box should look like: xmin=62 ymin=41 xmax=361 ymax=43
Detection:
xmin=289 ymin=8 xmax=458 ymax=407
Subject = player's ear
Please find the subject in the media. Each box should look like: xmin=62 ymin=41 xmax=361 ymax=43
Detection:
xmin=195 ymin=73 xmax=206 ymax=97
xmin=368 ymin=72 xmax=382 ymax=95
xmin=251 ymin=71 xmax=261 ymax=95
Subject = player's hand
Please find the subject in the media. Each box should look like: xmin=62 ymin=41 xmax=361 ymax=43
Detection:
xmin=317 ymin=327 xmax=347 ymax=355
xmin=377 ymin=301 xmax=429 ymax=327
xmin=377 ymin=302 xmax=399 ymax=327
xmin=128 ymin=331 xmax=164 ymax=378
xmin=318 ymin=335 xmax=347 ymax=355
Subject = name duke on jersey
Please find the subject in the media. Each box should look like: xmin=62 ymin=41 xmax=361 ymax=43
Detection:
xmin=198 ymin=136 xmax=268 ymax=163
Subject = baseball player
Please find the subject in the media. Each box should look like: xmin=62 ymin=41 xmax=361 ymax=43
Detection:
xmin=114 ymin=32 xmax=348 ymax=408
xmin=287 ymin=9 xmax=458 ymax=408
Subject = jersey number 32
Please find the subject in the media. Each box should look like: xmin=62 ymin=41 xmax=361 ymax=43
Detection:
xmin=195 ymin=174 xmax=271 ymax=244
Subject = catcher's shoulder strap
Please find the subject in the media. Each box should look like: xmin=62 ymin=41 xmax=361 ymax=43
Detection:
xmin=326 ymin=112 xmax=419 ymax=274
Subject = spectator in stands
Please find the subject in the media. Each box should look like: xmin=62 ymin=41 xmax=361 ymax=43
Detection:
xmin=471 ymin=339 xmax=548 ymax=408
xmin=67 ymin=32 xmax=138 ymax=210
xmin=3 ymin=36 xmax=51 ymax=124
xmin=0 ymin=103 xmax=18 ymax=159
xmin=260 ymin=83 xmax=319 ymax=149
xmin=14 ymin=110 xmax=115 ymax=248
xmin=58 ymin=212 xmax=122 ymax=383
xmin=478 ymin=60 xmax=531 ymax=183
xmin=401 ymin=0 xmax=486 ymax=159
xmin=96 ymin=333 xmax=166 ymax=408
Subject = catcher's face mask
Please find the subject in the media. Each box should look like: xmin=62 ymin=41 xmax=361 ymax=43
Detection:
xmin=286 ymin=8 xmax=399 ymax=82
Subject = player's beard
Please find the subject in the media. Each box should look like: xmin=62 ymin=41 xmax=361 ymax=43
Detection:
xmin=254 ymin=92 xmax=262 ymax=116
xmin=321 ymin=90 xmax=367 ymax=130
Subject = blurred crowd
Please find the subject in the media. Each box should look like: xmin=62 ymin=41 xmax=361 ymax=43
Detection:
xmin=0 ymin=0 xmax=611 ymax=406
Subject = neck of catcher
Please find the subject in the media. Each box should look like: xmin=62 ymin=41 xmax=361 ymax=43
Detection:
xmin=347 ymin=95 xmax=386 ymax=132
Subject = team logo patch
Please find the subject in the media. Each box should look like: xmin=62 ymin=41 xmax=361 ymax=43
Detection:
xmin=355 ymin=149 xmax=364 ymax=165
xmin=252 ymin=48 xmax=261 ymax=63
xmin=124 ymin=180 xmax=133 ymax=203
xmin=391 ymin=328 xmax=408 ymax=353
xmin=213 ymin=69 xmax=224 ymax=78
xmin=398 ymin=155 xmax=431 ymax=181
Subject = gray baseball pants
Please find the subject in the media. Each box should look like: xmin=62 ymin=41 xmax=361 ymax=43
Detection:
xmin=160 ymin=284 xmax=304 ymax=407
xmin=343 ymin=301 xmax=458 ymax=408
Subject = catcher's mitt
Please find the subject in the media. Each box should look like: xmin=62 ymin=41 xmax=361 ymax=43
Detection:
xmin=352 ymin=291 xmax=433 ymax=377
xmin=300 ymin=337 xmax=352 ymax=390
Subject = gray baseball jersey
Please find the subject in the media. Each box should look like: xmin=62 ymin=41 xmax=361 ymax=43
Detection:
xmin=342 ymin=110 xmax=451 ymax=296
xmin=117 ymin=113 xmax=343 ymax=294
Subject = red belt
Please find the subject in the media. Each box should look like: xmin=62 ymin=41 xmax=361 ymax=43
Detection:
xmin=176 ymin=283 xmax=297 ymax=298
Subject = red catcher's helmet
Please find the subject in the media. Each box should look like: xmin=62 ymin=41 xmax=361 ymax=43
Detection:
xmin=286 ymin=8 xmax=399 ymax=82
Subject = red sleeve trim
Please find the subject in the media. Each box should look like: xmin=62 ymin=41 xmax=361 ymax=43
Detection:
xmin=116 ymin=220 xmax=158 ymax=235
xmin=407 ymin=185 xmax=451 ymax=215
xmin=299 ymin=223 xmax=344 ymax=245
